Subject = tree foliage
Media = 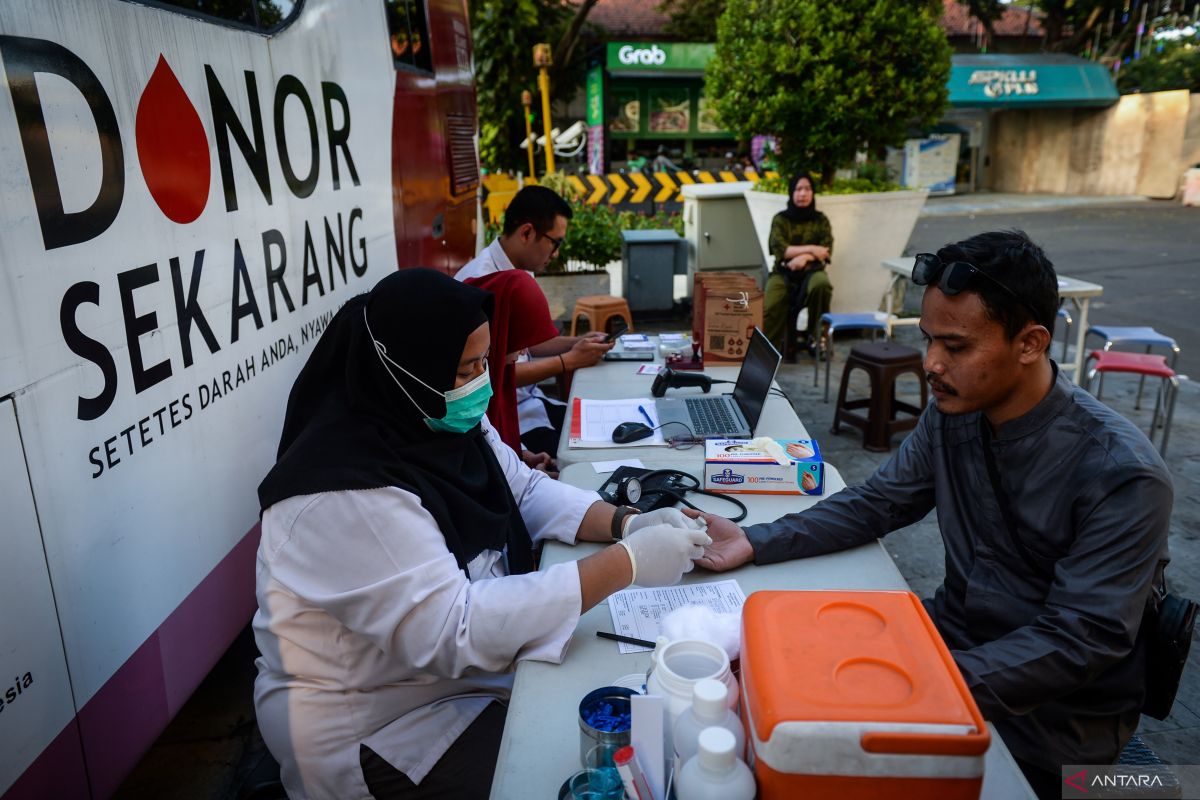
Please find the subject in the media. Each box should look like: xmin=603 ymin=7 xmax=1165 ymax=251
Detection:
xmin=1117 ymin=41 xmax=1200 ymax=93
xmin=658 ymin=0 xmax=727 ymax=41
xmin=471 ymin=0 xmax=595 ymax=173
xmin=705 ymin=0 xmax=951 ymax=184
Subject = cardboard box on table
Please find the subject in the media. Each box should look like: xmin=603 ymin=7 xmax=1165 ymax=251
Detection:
xmin=740 ymin=590 xmax=991 ymax=800
xmin=704 ymin=438 xmax=825 ymax=495
xmin=692 ymin=272 xmax=763 ymax=364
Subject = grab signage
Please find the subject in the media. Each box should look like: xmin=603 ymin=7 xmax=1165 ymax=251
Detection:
xmin=606 ymin=42 xmax=713 ymax=73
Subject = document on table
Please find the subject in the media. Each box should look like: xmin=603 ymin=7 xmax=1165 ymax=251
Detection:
xmin=658 ymin=333 xmax=691 ymax=350
xmin=606 ymin=580 xmax=747 ymax=654
xmin=592 ymin=458 xmax=646 ymax=473
xmin=568 ymin=398 xmax=666 ymax=448
xmin=618 ymin=334 xmax=655 ymax=351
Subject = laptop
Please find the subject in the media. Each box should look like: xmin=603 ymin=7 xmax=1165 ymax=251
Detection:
xmin=654 ymin=327 xmax=782 ymax=439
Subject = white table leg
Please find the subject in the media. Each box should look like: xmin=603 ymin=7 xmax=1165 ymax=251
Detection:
xmin=884 ymin=273 xmax=900 ymax=336
xmin=1071 ymin=298 xmax=1091 ymax=384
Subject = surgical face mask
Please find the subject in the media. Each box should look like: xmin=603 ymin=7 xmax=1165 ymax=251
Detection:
xmin=364 ymin=309 xmax=493 ymax=433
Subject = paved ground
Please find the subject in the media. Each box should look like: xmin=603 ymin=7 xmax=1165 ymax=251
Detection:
xmin=913 ymin=197 xmax=1200 ymax=377
xmin=115 ymin=196 xmax=1200 ymax=798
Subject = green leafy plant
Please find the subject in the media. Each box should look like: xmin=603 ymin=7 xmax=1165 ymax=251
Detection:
xmin=617 ymin=209 xmax=685 ymax=237
xmin=553 ymin=201 xmax=623 ymax=271
xmin=1117 ymin=41 xmax=1200 ymax=94
xmin=753 ymin=163 xmax=900 ymax=195
xmin=537 ymin=172 xmax=582 ymax=201
xmin=471 ymin=0 xmax=598 ymax=173
xmin=705 ymin=0 xmax=950 ymax=186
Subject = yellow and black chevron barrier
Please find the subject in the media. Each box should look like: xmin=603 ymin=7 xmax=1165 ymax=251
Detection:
xmin=481 ymin=169 xmax=779 ymax=224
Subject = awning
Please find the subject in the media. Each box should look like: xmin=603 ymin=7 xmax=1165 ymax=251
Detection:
xmin=948 ymin=54 xmax=1118 ymax=108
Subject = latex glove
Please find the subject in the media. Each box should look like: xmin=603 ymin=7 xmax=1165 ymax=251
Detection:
xmin=618 ymin=524 xmax=712 ymax=587
xmin=624 ymin=507 xmax=707 ymax=536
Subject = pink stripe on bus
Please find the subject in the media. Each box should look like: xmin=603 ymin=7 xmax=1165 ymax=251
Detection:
xmin=3 ymin=524 xmax=260 ymax=800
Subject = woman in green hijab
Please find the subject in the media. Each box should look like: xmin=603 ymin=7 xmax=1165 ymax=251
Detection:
xmin=763 ymin=172 xmax=833 ymax=358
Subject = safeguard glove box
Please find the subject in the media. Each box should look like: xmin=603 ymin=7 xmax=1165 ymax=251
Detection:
xmin=740 ymin=591 xmax=991 ymax=800
xmin=703 ymin=438 xmax=824 ymax=495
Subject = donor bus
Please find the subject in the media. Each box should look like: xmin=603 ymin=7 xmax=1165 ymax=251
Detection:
xmin=0 ymin=0 xmax=479 ymax=796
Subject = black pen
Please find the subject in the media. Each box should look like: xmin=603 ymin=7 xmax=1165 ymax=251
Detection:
xmin=596 ymin=630 xmax=657 ymax=648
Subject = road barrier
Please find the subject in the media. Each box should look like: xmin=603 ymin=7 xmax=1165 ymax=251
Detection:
xmin=481 ymin=169 xmax=780 ymax=223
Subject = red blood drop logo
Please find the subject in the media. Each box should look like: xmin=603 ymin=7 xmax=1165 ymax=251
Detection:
xmin=136 ymin=55 xmax=210 ymax=224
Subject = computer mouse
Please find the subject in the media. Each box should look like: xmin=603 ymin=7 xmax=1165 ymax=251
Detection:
xmin=612 ymin=421 xmax=654 ymax=444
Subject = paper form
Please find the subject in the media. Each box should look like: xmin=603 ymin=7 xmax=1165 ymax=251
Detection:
xmin=575 ymin=398 xmax=665 ymax=446
xmin=606 ymin=580 xmax=747 ymax=654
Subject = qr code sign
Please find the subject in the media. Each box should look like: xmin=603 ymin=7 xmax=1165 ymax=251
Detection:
xmin=709 ymin=334 xmax=725 ymax=351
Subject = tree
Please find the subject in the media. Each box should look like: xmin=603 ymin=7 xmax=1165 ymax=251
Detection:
xmin=658 ymin=0 xmax=727 ymax=40
xmin=471 ymin=0 xmax=596 ymax=173
xmin=1117 ymin=41 xmax=1200 ymax=93
xmin=705 ymin=0 xmax=951 ymax=185
xmin=962 ymin=0 xmax=1005 ymax=47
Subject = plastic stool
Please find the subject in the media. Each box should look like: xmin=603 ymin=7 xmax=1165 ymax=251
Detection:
xmin=832 ymin=342 xmax=928 ymax=452
xmin=1085 ymin=325 xmax=1180 ymax=409
xmin=1084 ymin=350 xmax=1184 ymax=457
xmin=816 ymin=312 xmax=889 ymax=402
xmin=570 ymin=295 xmax=633 ymax=337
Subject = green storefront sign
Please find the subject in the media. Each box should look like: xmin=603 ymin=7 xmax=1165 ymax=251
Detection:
xmin=604 ymin=42 xmax=728 ymax=140
xmin=606 ymin=42 xmax=714 ymax=73
xmin=587 ymin=66 xmax=604 ymax=127
xmin=948 ymin=55 xmax=1118 ymax=108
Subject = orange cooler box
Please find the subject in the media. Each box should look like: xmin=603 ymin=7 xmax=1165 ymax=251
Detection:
xmin=740 ymin=591 xmax=990 ymax=800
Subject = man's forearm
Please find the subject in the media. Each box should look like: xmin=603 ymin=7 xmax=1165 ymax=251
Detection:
xmin=528 ymin=336 xmax=573 ymax=357
xmin=744 ymin=485 xmax=889 ymax=564
xmin=514 ymin=356 xmax=567 ymax=387
xmin=744 ymin=431 xmax=936 ymax=565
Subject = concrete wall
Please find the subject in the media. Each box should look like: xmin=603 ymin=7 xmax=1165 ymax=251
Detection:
xmin=989 ymin=90 xmax=1198 ymax=198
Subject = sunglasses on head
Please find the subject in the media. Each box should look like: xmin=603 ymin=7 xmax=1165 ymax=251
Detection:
xmin=912 ymin=252 xmax=1041 ymax=321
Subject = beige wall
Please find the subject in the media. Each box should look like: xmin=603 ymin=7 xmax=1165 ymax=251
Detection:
xmin=989 ymin=90 xmax=1198 ymax=198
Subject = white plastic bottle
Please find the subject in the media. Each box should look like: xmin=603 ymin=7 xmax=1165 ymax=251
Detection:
xmin=675 ymin=727 xmax=756 ymax=800
xmin=645 ymin=637 xmax=738 ymax=755
xmin=673 ymin=678 xmax=745 ymax=773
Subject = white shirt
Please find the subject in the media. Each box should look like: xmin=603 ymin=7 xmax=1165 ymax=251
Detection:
xmin=457 ymin=239 xmax=563 ymax=434
xmin=455 ymin=237 xmax=514 ymax=282
xmin=252 ymin=418 xmax=597 ymax=799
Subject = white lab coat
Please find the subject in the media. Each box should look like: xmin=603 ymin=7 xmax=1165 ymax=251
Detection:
xmin=252 ymin=418 xmax=596 ymax=799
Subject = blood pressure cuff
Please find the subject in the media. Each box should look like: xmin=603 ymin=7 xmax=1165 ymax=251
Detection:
xmin=596 ymin=466 xmax=696 ymax=514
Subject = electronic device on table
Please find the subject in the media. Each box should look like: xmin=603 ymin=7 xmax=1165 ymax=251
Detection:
xmin=598 ymin=466 xmax=748 ymax=521
xmin=652 ymin=327 xmax=780 ymax=439
xmin=603 ymin=350 xmax=655 ymax=362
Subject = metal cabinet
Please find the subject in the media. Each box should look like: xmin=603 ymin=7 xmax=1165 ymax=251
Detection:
xmin=681 ymin=182 xmax=764 ymax=291
xmin=621 ymin=230 xmax=685 ymax=312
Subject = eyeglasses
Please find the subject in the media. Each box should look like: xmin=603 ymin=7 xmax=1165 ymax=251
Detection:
xmin=537 ymin=230 xmax=564 ymax=254
xmin=912 ymin=252 xmax=1041 ymax=320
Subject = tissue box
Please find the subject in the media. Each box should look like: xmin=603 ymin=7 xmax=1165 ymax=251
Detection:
xmin=704 ymin=439 xmax=824 ymax=495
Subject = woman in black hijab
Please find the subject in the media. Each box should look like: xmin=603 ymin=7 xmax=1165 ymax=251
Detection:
xmin=763 ymin=172 xmax=834 ymax=358
xmin=252 ymin=269 xmax=708 ymax=800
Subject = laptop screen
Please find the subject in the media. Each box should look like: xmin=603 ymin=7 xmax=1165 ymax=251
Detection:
xmin=731 ymin=327 xmax=782 ymax=431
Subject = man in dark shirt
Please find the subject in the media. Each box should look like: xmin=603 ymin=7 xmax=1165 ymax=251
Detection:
xmin=695 ymin=230 xmax=1173 ymax=798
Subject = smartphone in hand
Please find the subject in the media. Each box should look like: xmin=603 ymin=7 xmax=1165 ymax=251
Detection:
xmin=603 ymin=323 xmax=629 ymax=343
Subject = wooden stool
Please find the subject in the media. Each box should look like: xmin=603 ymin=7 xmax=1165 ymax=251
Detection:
xmin=832 ymin=342 xmax=927 ymax=452
xmin=570 ymin=295 xmax=633 ymax=337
